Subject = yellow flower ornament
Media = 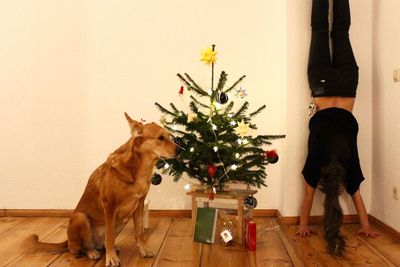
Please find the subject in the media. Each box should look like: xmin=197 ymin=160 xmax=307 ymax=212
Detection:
xmin=200 ymin=47 xmax=217 ymax=65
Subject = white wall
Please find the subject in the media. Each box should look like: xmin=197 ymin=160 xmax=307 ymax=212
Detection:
xmin=0 ymin=1 xmax=89 ymax=209
xmin=0 ymin=0 xmax=286 ymax=210
xmin=0 ymin=0 xmax=381 ymax=223
xmin=371 ymin=0 xmax=400 ymax=232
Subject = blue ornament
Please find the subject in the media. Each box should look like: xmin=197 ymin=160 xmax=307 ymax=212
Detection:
xmin=244 ymin=195 xmax=257 ymax=209
xmin=217 ymin=92 xmax=229 ymax=104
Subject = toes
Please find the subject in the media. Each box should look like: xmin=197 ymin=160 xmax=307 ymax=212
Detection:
xmin=86 ymin=249 xmax=101 ymax=260
xmin=105 ymin=253 xmax=120 ymax=266
xmin=139 ymin=247 xmax=155 ymax=258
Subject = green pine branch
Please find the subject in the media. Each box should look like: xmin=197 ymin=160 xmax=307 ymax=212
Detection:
xmin=249 ymin=105 xmax=266 ymax=117
xmin=155 ymin=102 xmax=176 ymax=117
xmin=224 ymin=75 xmax=246 ymax=93
xmin=216 ymin=71 xmax=228 ymax=92
xmin=190 ymin=96 xmax=209 ymax=109
xmin=176 ymin=73 xmax=195 ymax=91
xmin=224 ymin=102 xmax=234 ymax=114
xmin=188 ymin=101 xmax=199 ymax=113
xmin=233 ymin=101 xmax=249 ymax=118
xmin=184 ymin=73 xmax=209 ymax=96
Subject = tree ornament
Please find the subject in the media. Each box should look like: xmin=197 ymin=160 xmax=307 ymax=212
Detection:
xmin=265 ymin=150 xmax=279 ymax=164
xmin=234 ymin=120 xmax=251 ymax=137
xmin=207 ymin=164 xmax=217 ymax=178
xmin=151 ymin=173 xmax=162 ymax=185
xmin=187 ymin=112 xmax=198 ymax=123
xmin=235 ymin=87 xmax=248 ymax=98
xmin=179 ymin=85 xmax=184 ymax=94
xmin=216 ymin=92 xmax=229 ymax=104
xmin=244 ymin=195 xmax=257 ymax=209
xmin=200 ymin=47 xmax=217 ymax=65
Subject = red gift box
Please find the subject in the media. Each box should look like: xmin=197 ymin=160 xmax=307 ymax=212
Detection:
xmin=245 ymin=218 xmax=256 ymax=251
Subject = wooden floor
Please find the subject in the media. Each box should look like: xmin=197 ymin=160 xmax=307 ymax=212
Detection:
xmin=0 ymin=216 xmax=399 ymax=267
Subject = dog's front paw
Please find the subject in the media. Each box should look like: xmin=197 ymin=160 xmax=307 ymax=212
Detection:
xmin=87 ymin=249 xmax=101 ymax=260
xmin=138 ymin=246 xmax=155 ymax=258
xmin=105 ymin=251 xmax=120 ymax=266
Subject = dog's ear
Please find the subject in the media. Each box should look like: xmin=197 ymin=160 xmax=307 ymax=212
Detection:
xmin=124 ymin=112 xmax=143 ymax=138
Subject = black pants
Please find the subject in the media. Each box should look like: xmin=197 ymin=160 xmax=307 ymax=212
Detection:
xmin=307 ymin=0 xmax=359 ymax=97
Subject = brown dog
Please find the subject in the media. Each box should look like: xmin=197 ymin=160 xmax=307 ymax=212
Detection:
xmin=26 ymin=113 xmax=176 ymax=266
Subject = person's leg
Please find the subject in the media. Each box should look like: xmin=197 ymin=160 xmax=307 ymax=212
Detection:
xmin=331 ymin=0 xmax=358 ymax=68
xmin=308 ymin=0 xmax=331 ymax=72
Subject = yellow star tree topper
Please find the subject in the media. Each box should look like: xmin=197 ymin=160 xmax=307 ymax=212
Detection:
xmin=200 ymin=47 xmax=217 ymax=65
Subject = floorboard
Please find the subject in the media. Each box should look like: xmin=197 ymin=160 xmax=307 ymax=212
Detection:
xmin=93 ymin=218 xmax=172 ymax=267
xmin=8 ymin=221 xmax=68 ymax=266
xmin=248 ymin=218 xmax=292 ymax=267
xmin=1 ymin=216 xmax=399 ymax=267
xmin=346 ymin=224 xmax=399 ymax=266
xmin=153 ymin=218 xmax=201 ymax=267
xmin=0 ymin=217 xmax=26 ymax=235
xmin=0 ymin=217 xmax=67 ymax=266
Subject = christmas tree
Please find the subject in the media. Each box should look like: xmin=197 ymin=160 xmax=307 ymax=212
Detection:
xmin=154 ymin=45 xmax=285 ymax=191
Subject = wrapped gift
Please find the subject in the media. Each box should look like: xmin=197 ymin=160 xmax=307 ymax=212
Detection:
xmin=245 ymin=217 xmax=256 ymax=251
xmin=217 ymin=211 xmax=237 ymax=246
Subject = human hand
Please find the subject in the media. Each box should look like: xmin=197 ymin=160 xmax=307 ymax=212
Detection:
xmin=357 ymin=227 xmax=379 ymax=238
xmin=296 ymin=225 xmax=314 ymax=237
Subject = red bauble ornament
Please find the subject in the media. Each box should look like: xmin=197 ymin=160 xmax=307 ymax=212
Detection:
xmin=265 ymin=150 xmax=277 ymax=158
xmin=179 ymin=86 xmax=184 ymax=94
xmin=264 ymin=150 xmax=279 ymax=164
xmin=207 ymin=164 xmax=217 ymax=178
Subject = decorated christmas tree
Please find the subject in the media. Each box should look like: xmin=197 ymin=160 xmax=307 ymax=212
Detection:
xmin=154 ymin=45 xmax=285 ymax=192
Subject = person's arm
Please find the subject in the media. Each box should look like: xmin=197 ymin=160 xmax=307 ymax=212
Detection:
xmin=351 ymin=189 xmax=379 ymax=238
xmin=296 ymin=183 xmax=316 ymax=237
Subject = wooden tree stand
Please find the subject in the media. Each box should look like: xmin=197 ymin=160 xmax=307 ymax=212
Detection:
xmin=186 ymin=189 xmax=257 ymax=245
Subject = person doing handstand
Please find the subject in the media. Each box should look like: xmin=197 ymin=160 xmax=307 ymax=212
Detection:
xmin=297 ymin=0 xmax=378 ymax=257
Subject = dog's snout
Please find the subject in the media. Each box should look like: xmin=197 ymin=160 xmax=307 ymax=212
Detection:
xmin=172 ymin=137 xmax=184 ymax=155
xmin=169 ymin=140 xmax=178 ymax=158
xmin=173 ymin=143 xmax=178 ymax=157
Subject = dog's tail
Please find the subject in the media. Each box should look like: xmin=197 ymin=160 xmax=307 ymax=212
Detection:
xmin=24 ymin=234 xmax=68 ymax=254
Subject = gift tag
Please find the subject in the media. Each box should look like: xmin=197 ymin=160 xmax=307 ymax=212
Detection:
xmin=220 ymin=229 xmax=233 ymax=243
